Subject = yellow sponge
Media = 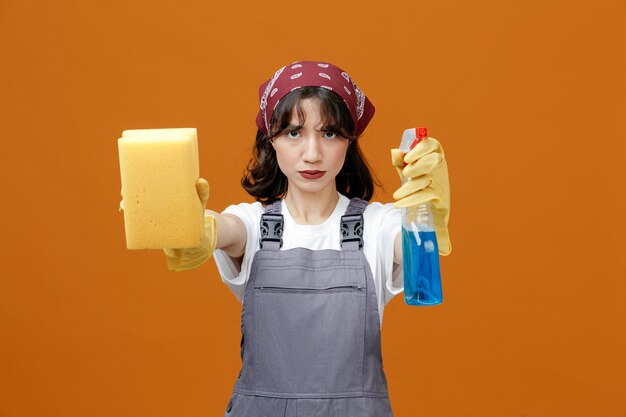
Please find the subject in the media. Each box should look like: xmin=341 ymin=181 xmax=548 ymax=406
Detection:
xmin=118 ymin=128 xmax=203 ymax=249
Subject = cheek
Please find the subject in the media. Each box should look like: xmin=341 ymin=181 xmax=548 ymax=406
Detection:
xmin=273 ymin=147 xmax=293 ymax=174
xmin=332 ymin=145 xmax=350 ymax=172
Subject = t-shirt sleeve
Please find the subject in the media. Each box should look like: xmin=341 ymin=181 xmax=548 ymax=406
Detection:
xmin=376 ymin=203 xmax=403 ymax=305
xmin=211 ymin=203 xmax=261 ymax=302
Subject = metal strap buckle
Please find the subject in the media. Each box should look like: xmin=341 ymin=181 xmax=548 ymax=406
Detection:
xmin=259 ymin=213 xmax=284 ymax=249
xmin=340 ymin=214 xmax=364 ymax=249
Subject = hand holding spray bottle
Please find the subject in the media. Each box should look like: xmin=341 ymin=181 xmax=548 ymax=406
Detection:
xmin=399 ymin=127 xmax=443 ymax=306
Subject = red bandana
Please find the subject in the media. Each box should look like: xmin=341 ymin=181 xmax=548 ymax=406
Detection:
xmin=255 ymin=61 xmax=375 ymax=136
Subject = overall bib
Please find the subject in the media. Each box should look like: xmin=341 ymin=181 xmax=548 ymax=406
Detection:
xmin=224 ymin=198 xmax=394 ymax=417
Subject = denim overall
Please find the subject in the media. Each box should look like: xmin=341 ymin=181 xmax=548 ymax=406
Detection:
xmin=224 ymin=198 xmax=393 ymax=417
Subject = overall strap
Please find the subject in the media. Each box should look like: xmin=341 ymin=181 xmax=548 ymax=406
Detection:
xmin=340 ymin=197 xmax=368 ymax=251
xmin=259 ymin=200 xmax=283 ymax=250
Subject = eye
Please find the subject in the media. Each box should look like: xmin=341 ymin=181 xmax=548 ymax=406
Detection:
xmin=322 ymin=131 xmax=337 ymax=139
xmin=286 ymin=130 xmax=301 ymax=139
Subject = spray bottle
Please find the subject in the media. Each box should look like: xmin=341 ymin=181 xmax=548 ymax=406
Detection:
xmin=399 ymin=127 xmax=443 ymax=306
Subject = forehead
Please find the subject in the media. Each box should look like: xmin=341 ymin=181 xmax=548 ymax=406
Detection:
xmin=288 ymin=98 xmax=327 ymax=127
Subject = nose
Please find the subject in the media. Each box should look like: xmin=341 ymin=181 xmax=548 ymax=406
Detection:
xmin=302 ymin=134 xmax=322 ymax=163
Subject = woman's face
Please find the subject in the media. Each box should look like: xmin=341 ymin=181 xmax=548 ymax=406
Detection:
xmin=271 ymin=98 xmax=350 ymax=197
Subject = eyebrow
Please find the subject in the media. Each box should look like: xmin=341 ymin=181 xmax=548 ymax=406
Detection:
xmin=285 ymin=124 xmax=335 ymax=132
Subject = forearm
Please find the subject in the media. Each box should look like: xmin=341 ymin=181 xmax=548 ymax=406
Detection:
xmin=206 ymin=209 xmax=247 ymax=258
xmin=393 ymin=230 xmax=402 ymax=266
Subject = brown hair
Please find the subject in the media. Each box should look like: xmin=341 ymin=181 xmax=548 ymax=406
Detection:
xmin=242 ymin=86 xmax=380 ymax=203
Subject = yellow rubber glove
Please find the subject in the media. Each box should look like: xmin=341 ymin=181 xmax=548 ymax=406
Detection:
xmin=391 ymin=137 xmax=451 ymax=255
xmin=162 ymin=178 xmax=217 ymax=271
xmin=119 ymin=187 xmax=124 ymax=212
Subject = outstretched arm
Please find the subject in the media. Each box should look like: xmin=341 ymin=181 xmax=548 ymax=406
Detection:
xmin=393 ymin=230 xmax=402 ymax=266
xmin=206 ymin=209 xmax=246 ymax=260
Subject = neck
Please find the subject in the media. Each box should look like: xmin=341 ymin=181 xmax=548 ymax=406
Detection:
xmin=283 ymin=184 xmax=339 ymax=225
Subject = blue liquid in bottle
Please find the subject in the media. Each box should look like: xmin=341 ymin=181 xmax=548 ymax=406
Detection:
xmin=402 ymin=228 xmax=442 ymax=305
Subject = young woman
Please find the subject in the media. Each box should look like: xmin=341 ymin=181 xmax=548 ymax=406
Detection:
xmin=163 ymin=60 xmax=451 ymax=417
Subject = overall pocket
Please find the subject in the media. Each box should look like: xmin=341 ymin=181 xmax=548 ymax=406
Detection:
xmin=253 ymin=283 xmax=366 ymax=395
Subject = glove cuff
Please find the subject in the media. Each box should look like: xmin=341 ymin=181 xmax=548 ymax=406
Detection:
xmin=204 ymin=214 xmax=217 ymax=258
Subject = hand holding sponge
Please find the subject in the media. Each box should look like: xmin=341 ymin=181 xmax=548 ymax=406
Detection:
xmin=163 ymin=178 xmax=217 ymax=272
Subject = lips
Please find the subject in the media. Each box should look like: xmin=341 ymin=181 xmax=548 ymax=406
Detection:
xmin=299 ymin=170 xmax=326 ymax=179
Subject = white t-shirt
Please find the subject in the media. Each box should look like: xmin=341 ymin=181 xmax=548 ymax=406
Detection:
xmin=212 ymin=192 xmax=404 ymax=325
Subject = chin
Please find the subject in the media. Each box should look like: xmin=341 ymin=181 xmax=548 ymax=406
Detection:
xmin=292 ymin=179 xmax=334 ymax=194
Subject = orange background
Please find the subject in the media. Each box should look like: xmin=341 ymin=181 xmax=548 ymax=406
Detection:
xmin=1 ymin=0 xmax=624 ymax=416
